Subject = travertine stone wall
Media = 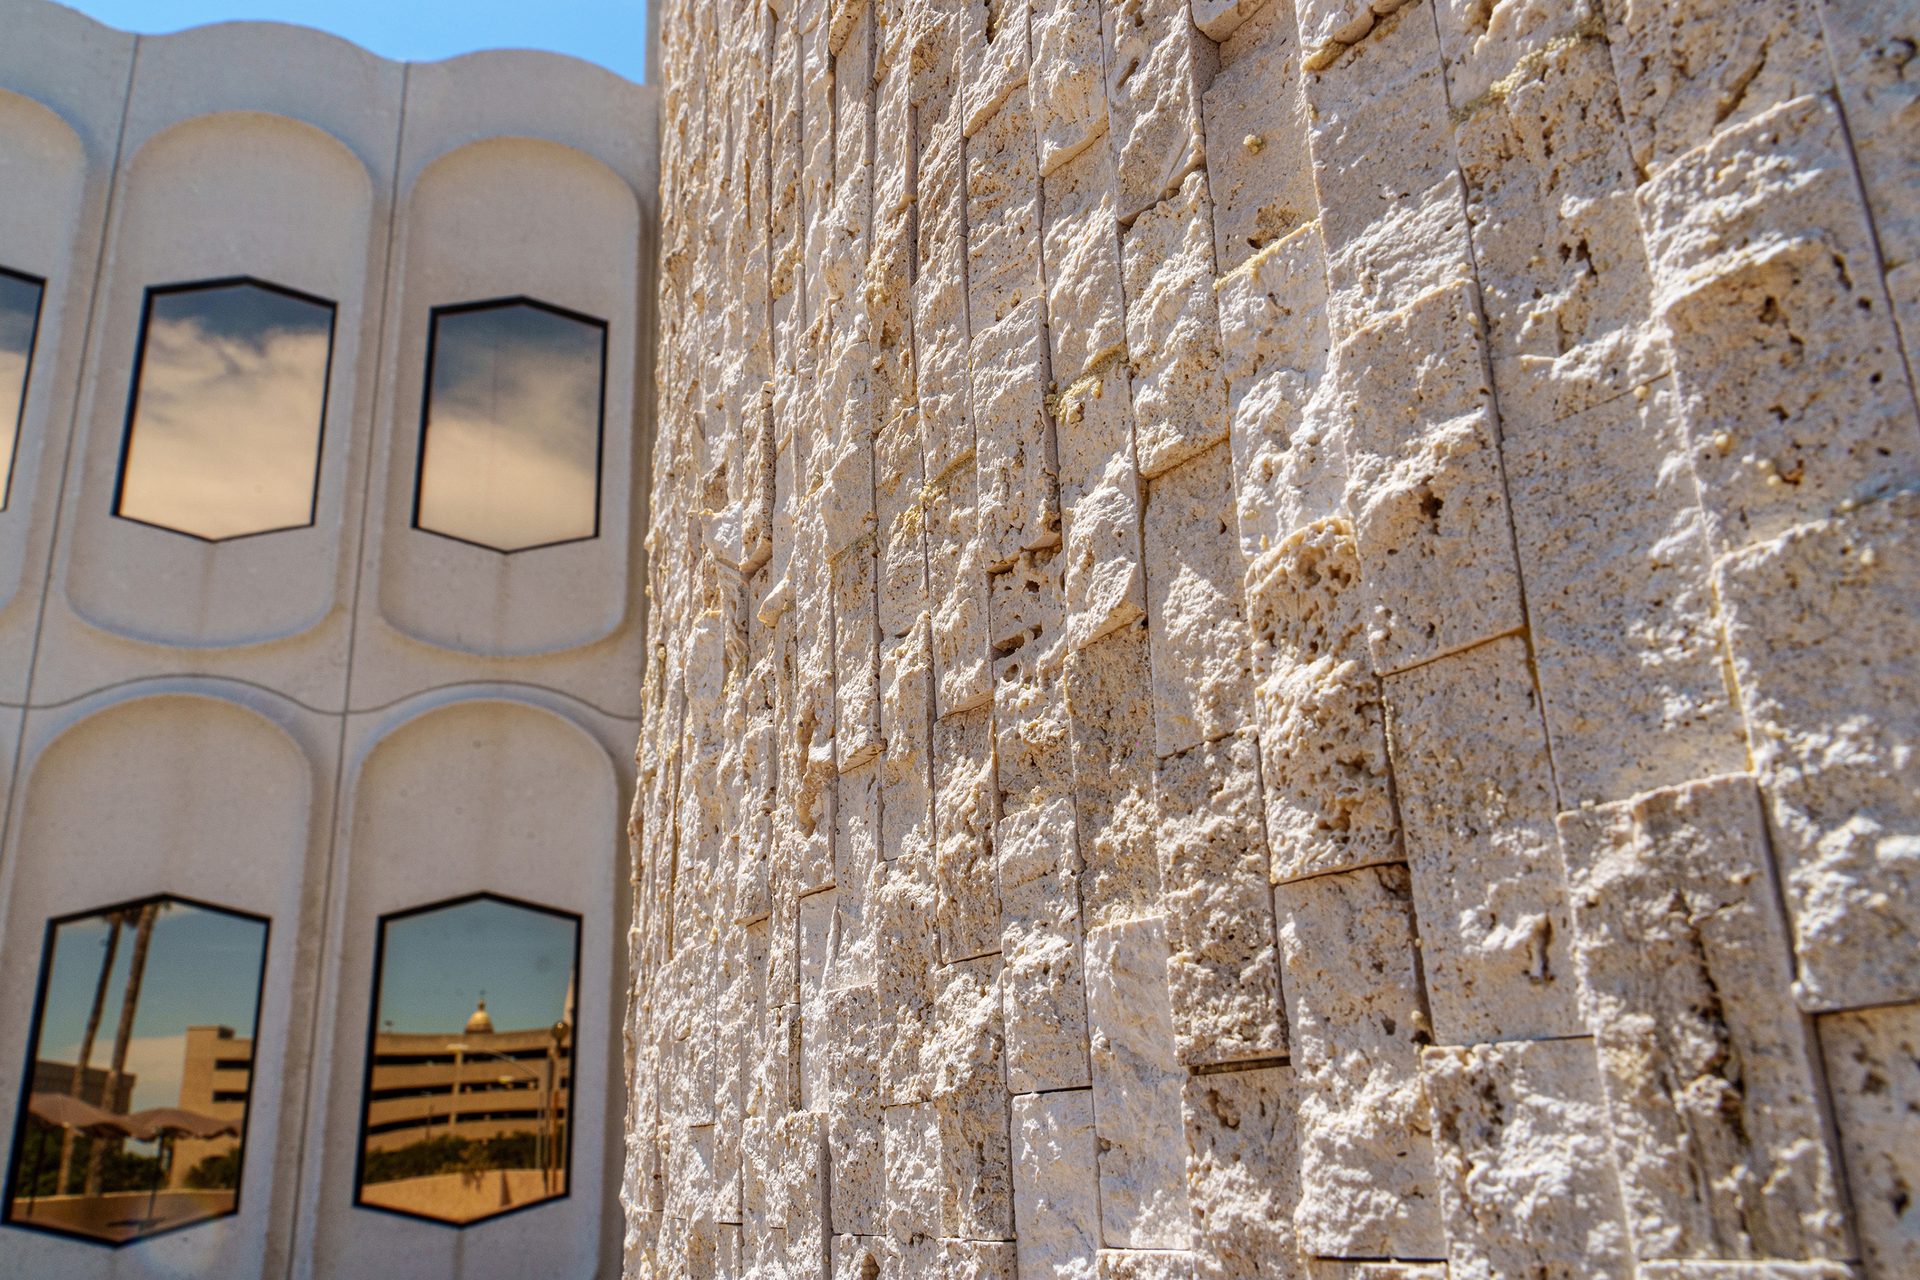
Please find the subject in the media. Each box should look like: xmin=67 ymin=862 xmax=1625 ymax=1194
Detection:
xmin=626 ymin=0 xmax=1920 ymax=1276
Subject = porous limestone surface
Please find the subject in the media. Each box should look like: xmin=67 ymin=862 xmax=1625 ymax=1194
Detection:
xmin=629 ymin=1 xmax=1920 ymax=1277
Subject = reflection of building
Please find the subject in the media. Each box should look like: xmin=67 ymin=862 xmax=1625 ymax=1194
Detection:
xmin=29 ymin=1063 xmax=133 ymax=1114
xmin=169 ymin=1026 xmax=253 ymax=1189
xmin=365 ymin=1003 xmax=571 ymax=1157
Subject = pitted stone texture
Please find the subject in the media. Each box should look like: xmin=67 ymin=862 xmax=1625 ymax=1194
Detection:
xmin=934 ymin=707 xmax=1000 ymax=964
xmin=1193 ymin=0 xmax=1271 ymax=43
xmin=928 ymin=956 xmax=1014 ymax=1240
xmin=1056 ymin=358 xmax=1150 ymax=653
xmin=1103 ymin=1251 xmax=1201 ymax=1280
xmin=1103 ymin=0 xmax=1217 ymax=222
xmin=1306 ymin=1268 xmax=1446 ymax=1280
xmin=1384 ymin=636 xmax=1583 ymax=1043
xmin=1821 ymin=1002 xmax=1920 ymax=1280
xmin=1442 ymin=6 xmax=1670 ymax=432
xmin=1424 ymin=1039 xmax=1635 ymax=1280
xmin=1641 ymin=94 xmax=1920 ymax=554
xmin=1034 ymin=0 xmax=1110 ymax=176
xmin=1156 ymin=730 xmax=1289 ymax=1066
xmin=1504 ymin=381 xmax=1744 ymax=807
xmin=1714 ymin=491 xmax=1920 ymax=1011
xmin=1181 ymin=1065 xmax=1305 ymax=1280
xmin=1819 ymin=0 xmax=1920 ymax=272
xmin=1636 ymin=1267 xmax=1862 ymax=1280
xmin=1276 ymin=864 xmax=1446 ymax=1260
xmin=969 ymin=88 xmax=1046 ymax=329
xmin=1342 ymin=283 xmax=1525 ymax=674
xmin=1065 ymin=624 xmax=1167 ymax=929
xmin=1598 ymin=0 xmax=1831 ymax=178
xmin=1087 ymin=916 xmax=1195 ymax=1250
xmin=1044 ymin=141 xmax=1131 ymax=386
xmin=1144 ymin=443 xmax=1256 ymax=759
xmin=972 ymin=298 xmax=1063 ymax=567
xmin=1559 ymin=775 xmax=1852 ymax=1263
xmin=1002 ymin=867 xmax=1094 ymax=1094
xmin=1204 ymin=2 xmax=1317 ymax=274
xmin=1218 ymin=226 xmax=1344 ymax=559
xmin=1125 ymin=172 xmax=1233 ymax=480
xmin=1013 ymin=1089 xmax=1103 ymax=1280
xmin=1245 ymin=519 xmax=1401 ymax=884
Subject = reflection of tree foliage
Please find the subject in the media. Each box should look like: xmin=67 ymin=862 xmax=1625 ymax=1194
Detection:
xmin=12 ymin=1124 xmax=169 ymax=1197
xmin=184 ymin=1148 xmax=241 ymax=1191
xmin=363 ymin=1132 xmax=540 ymax=1185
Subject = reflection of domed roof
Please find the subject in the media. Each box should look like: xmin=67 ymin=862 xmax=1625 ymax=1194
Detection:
xmin=465 ymin=998 xmax=494 ymax=1035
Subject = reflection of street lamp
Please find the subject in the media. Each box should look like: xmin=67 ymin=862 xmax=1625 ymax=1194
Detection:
xmin=444 ymin=1043 xmax=543 ymax=1187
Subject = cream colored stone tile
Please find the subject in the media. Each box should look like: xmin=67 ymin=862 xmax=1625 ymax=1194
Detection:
xmin=1276 ymin=864 xmax=1446 ymax=1259
xmin=933 ymin=705 xmax=999 ymax=963
xmin=1044 ymin=141 xmax=1131 ymax=385
xmin=971 ymin=298 xmax=1062 ymax=568
xmin=835 ymin=539 xmax=885 ymax=771
xmin=1819 ymin=0 xmax=1920 ymax=271
xmin=1126 ymin=171 xmax=1232 ymax=479
xmin=1642 ymin=94 xmax=1920 ymax=553
xmin=1424 ymin=1039 xmax=1634 ymax=1280
xmin=1143 ymin=443 xmax=1256 ymax=762
xmin=1204 ymin=1 xmax=1315 ymax=275
xmin=1714 ymin=491 xmax=1920 ymax=1011
xmin=1087 ymin=916 xmax=1195 ymax=1249
xmin=1384 ymin=636 xmax=1582 ymax=1043
xmin=967 ymin=88 xmax=1046 ymax=328
xmin=1181 ymin=1065 xmax=1304 ymax=1280
xmin=1821 ymin=1001 xmax=1920 ymax=1280
xmin=1064 ymin=623 xmax=1168 ymax=929
xmin=1034 ymin=0 xmax=1110 ymax=176
xmin=1156 ymin=730 xmax=1288 ymax=1066
xmin=1102 ymin=0 xmax=1217 ymax=221
xmin=1559 ymin=775 xmax=1851 ymax=1263
xmin=1001 ymin=868 xmax=1092 ymax=1093
xmin=1013 ymin=1090 xmax=1103 ymax=1279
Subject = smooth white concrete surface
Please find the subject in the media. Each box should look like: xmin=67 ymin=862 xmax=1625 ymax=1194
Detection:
xmin=0 ymin=1 xmax=657 ymax=1275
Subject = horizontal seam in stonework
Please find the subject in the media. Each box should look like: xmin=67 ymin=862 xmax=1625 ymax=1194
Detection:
xmin=1188 ymin=1054 xmax=1290 ymax=1075
xmin=1006 ymin=1082 xmax=1095 ymax=1098
xmin=1274 ymin=857 xmax=1412 ymax=892
xmin=1374 ymin=624 xmax=1529 ymax=681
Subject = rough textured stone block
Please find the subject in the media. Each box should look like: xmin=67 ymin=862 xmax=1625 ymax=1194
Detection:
xmin=927 ymin=956 xmax=1014 ymax=1240
xmin=1342 ymin=282 xmax=1525 ymax=673
xmin=1044 ymin=140 xmax=1131 ymax=385
xmin=1504 ymin=381 xmax=1744 ymax=806
xmin=1087 ymin=917 xmax=1194 ymax=1249
xmin=1560 ymin=775 xmax=1851 ymax=1263
xmin=1385 ymin=636 xmax=1582 ymax=1043
xmin=1144 ymin=443 xmax=1255 ymax=758
xmin=1034 ymin=0 xmax=1110 ymax=176
xmin=1819 ymin=0 xmax=1920 ymax=271
xmin=1245 ymin=518 xmax=1400 ymax=884
xmin=1102 ymin=1250 xmax=1201 ymax=1280
xmin=1821 ymin=1002 xmax=1920 ymax=1280
xmin=1181 ymin=1065 xmax=1303 ymax=1280
xmin=968 ymin=89 xmax=1046 ymax=328
xmin=1064 ymin=624 xmax=1167 ymax=929
xmin=1125 ymin=171 xmax=1232 ymax=479
xmin=1055 ymin=360 xmax=1150 ymax=653
xmin=1103 ymin=0 xmax=1217 ymax=221
xmin=1713 ymin=491 xmax=1920 ymax=1010
xmin=1156 ymin=730 xmax=1287 ymax=1066
xmin=1641 ymin=94 xmax=1920 ymax=553
xmin=1002 ymin=869 xmax=1094 ymax=1093
xmin=934 ymin=707 xmax=999 ymax=963
xmin=1424 ymin=1038 xmax=1635 ymax=1280
xmin=972 ymin=298 xmax=1063 ymax=568
xmin=1203 ymin=2 xmax=1316 ymax=274
xmin=1013 ymin=1090 xmax=1103 ymax=1279
xmin=1276 ymin=864 xmax=1446 ymax=1259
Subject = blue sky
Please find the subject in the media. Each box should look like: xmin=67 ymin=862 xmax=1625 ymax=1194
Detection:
xmin=61 ymin=0 xmax=650 ymax=82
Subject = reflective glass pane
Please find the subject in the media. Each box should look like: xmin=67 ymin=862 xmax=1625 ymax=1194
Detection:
xmin=415 ymin=300 xmax=605 ymax=552
xmin=356 ymin=895 xmax=579 ymax=1226
xmin=116 ymin=280 xmax=334 ymax=541
xmin=0 ymin=267 xmax=45 ymax=509
xmin=3 ymin=896 xmax=269 ymax=1246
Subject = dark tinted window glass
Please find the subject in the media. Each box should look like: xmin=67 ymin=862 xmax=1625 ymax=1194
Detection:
xmin=356 ymin=895 xmax=578 ymax=1226
xmin=416 ymin=300 xmax=605 ymax=553
xmin=3 ymin=896 xmax=269 ymax=1246
xmin=0 ymin=268 xmax=45 ymax=509
xmin=116 ymin=280 xmax=334 ymax=541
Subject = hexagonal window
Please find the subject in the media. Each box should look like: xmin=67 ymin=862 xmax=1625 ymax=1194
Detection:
xmin=0 ymin=265 xmax=46 ymax=511
xmin=355 ymin=893 xmax=579 ymax=1226
xmin=3 ymin=895 xmax=270 ymax=1247
xmin=115 ymin=278 xmax=335 ymax=541
xmin=413 ymin=298 xmax=606 ymax=553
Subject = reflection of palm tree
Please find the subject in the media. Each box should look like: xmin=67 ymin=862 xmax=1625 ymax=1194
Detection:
xmin=59 ymin=911 xmax=125 ymax=1195
xmin=85 ymin=902 xmax=158 ymax=1197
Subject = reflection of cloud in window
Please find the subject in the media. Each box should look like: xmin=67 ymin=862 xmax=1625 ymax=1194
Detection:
xmin=418 ymin=304 xmax=602 ymax=552
xmin=118 ymin=285 xmax=331 ymax=541
xmin=378 ymin=898 xmax=576 ymax=1035
xmin=48 ymin=1032 xmax=189 ymax=1113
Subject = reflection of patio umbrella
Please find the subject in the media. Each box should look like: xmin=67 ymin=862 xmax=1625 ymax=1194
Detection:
xmin=123 ymin=1107 xmax=241 ymax=1226
xmin=28 ymin=1093 xmax=142 ymax=1137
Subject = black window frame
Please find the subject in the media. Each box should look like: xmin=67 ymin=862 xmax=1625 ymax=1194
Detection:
xmin=1 ymin=892 xmax=272 ymax=1250
xmin=352 ymin=890 xmax=583 ymax=1229
xmin=112 ymin=276 xmax=338 ymax=544
xmin=412 ymin=296 xmax=610 ymax=555
xmin=0 ymin=264 xmax=48 ymax=512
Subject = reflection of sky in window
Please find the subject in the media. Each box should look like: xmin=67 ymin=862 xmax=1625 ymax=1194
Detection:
xmin=118 ymin=283 xmax=332 ymax=540
xmin=417 ymin=303 xmax=603 ymax=552
xmin=38 ymin=903 xmax=267 ymax=1112
xmin=0 ymin=271 xmax=43 ymax=506
xmin=377 ymin=899 xmax=575 ymax=1037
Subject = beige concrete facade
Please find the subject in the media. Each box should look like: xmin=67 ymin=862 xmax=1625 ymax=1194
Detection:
xmin=0 ymin=1 xmax=657 ymax=1276
xmin=629 ymin=0 xmax=1920 ymax=1279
